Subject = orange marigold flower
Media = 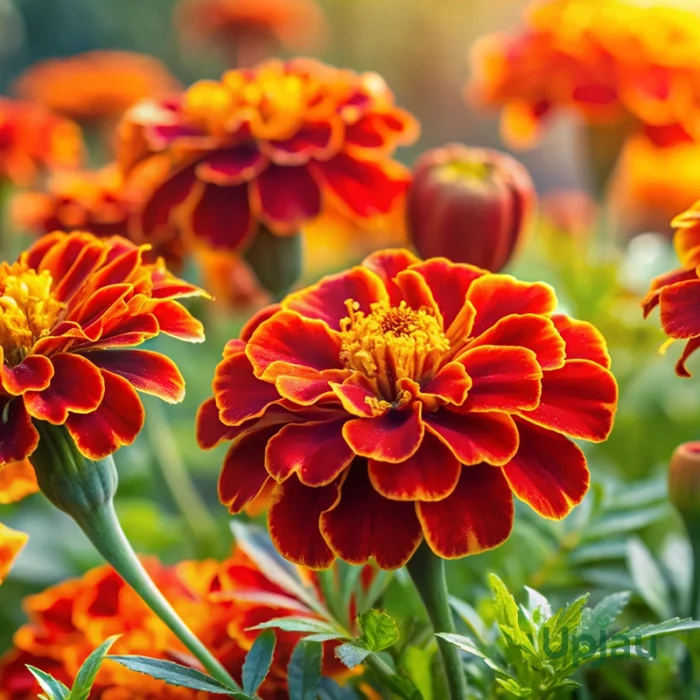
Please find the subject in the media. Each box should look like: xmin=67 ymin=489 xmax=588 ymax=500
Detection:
xmin=0 ymin=231 xmax=205 ymax=469
xmin=468 ymin=0 xmax=700 ymax=148
xmin=13 ymin=51 xmax=181 ymax=124
xmin=643 ymin=201 xmax=700 ymax=376
xmin=198 ymin=249 xmax=618 ymax=569
xmin=175 ymin=0 xmax=329 ymax=65
xmin=0 ymin=99 xmax=83 ymax=187
xmin=116 ymin=58 xmax=419 ymax=254
xmin=0 ymin=549 xmax=353 ymax=699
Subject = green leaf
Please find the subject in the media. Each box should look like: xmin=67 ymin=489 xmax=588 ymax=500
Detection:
xmin=249 ymin=616 xmax=342 ymax=636
xmin=584 ymin=505 xmax=669 ymax=540
xmin=580 ymin=592 xmax=631 ymax=638
xmin=242 ymin=630 xmax=276 ymax=695
xmin=488 ymin=574 xmax=520 ymax=633
xmin=356 ymin=609 xmax=400 ymax=652
xmin=287 ymin=641 xmax=322 ymax=700
xmin=335 ymin=643 xmax=371 ymax=669
xmin=368 ymin=654 xmax=424 ymax=700
xmin=449 ymin=596 xmax=491 ymax=645
xmin=524 ymin=586 xmax=552 ymax=621
xmin=69 ymin=636 xmax=120 ymax=700
xmin=436 ymin=634 xmax=510 ymax=675
xmin=401 ymin=646 xmax=433 ymax=700
xmin=108 ymin=656 xmax=251 ymax=697
xmin=568 ymin=539 xmax=628 ymax=564
xmin=26 ymin=667 xmax=70 ymax=700
xmin=626 ymin=538 xmax=673 ymax=620
xmin=620 ymin=618 xmax=700 ymax=644
xmin=318 ymin=678 xmax=360 ymax=699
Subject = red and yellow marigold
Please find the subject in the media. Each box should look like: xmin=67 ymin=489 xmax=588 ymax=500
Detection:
xmin=468 ymin=0 xmax=700 ymax=149
xmin=116 ymin=58 xmax=418 ymax=254
xmin=0 ymin=99 xmax=83 ymax=187
xmin=643 ymin=201 xmax=700 ymax=376
xmin=0 ymin=230 xmax=205 ymax=469
xmin=198 ymin=249 xmax=618 ymax=569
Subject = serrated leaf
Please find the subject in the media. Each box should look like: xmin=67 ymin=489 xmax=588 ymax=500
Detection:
xmin=579 ymin=592 xmax=631 ymax=638
xmin=108 ymin=656 xmax=249 ymax=697
xmin=242 ymin=630 xmax=275 ymax=695
xmin=69 ymin=636 xmax=119 ymax=700
xmin=288 ymin=641 xmax=322 ymax=700
xmin=356 ymin=609 xmax=399 ymax=652
xmin=436 ymin=634 xmax=509 ymax=675
xmin=524 ymin=586 xmax=552 ymax=621
xmin=488 ymin=574 xmax=520 ymax=633
xmin=627 ymin=538 xmax=673 ymax=620
xmin=26 ymin=667 xmax=70 ymax=700
xmin=495 ymin=677 xmax=529 ymax=697
xmin=249 ymin=616 xmax=341 ymax=636
xmin=335 ymin=643 xmax=371 ymax=669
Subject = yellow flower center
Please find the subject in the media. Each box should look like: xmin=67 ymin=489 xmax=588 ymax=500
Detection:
xmin=0 ymin=264 xmax=62 ymax=366
xmin=339 ymin=300 xmax=449 ymax=402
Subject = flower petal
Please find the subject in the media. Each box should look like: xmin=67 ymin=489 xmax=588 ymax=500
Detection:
xmin=195 ymin=146 xmax=267 ymax=185
xmin=659 ymin=279 xmax=700 ymax=338
xmin=551 ymin=314 xmax=611 ymax=368
xmin=150 ymin=300 xmax=205 ymax=342
xmin=189 ymin=183 xmax=254 ymax=250
xmin=266 ymin=419 xmax=353 ymax=486
xmin=368 ymin=431 xmax=460 ymax=501
xmin=196 ymin=397 xmax=238 ymax=449
xmin=343 ymin=402 xmax=424 ymax=463
xmin=268 ymin=476 xmax=341 ymax=569
xmin=417 ymin=464 xmax=513 ymax=558
xmin=330 ymin=375 xmax=386 ymax=418
xmin=1 ymin=355 xmax=55 ymax=396
xmin=642 ymin=266 xmax=697 ymax=318
xmin=504 ymin=419 xmax=589 ymax=520
xmin=415 ymin=362 xmax=471 ymax=409
xmin=0 ymin=523 xmax=28 ymax=584
xmin=275 ymin=370 xmax=343 ymax=406
xmin=0 ymin=460 xmax=38 ymax=504
xmin=320 ymin=463 xmax=423 ymax=569
xmin=424 ymin=410 xmax=519 ymax=466
xmin=140 ymin=165 xmax=197 ymax=236
xmin=0 ymin=400 xmax=39 ymax=464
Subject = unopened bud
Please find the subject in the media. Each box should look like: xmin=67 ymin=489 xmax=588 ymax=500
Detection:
xmin=243 ymin=225 xmax=302 ymax=300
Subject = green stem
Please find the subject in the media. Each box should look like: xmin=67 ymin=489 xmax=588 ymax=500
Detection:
xmin=682 ymin=529 xmax=700 ymax=691
xmin=406 ymin=542 xmax=468 ymax=700
xmin=73 ymin=498 xmax=239 ymax=691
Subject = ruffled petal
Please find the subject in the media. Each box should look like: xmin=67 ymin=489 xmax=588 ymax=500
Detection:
xmin=0 ymin=460 xmax=38 ymax=504
xmin=552 ymin=315 xmax=611 ymax=368
xmin=140 ymin=165 xmax=197 ymax=236
xmin=150 ymin=300 xmax=205 ymax=342
xmin=642 ymin=266 xmax=697 ymax=318
xmin=659 ymin=279 xmax=700 ymax=338
xmin=189 ymin=183 xmax=254 ymax=251
xmin=0 ymin=400 xmax=39 ymax=464
xmin=0 ymin=523 xmax=28 ymax=584
xmin=196 ymin=397 xmax=238 ymax=449
xmin=417 ymin=464 xmax=513 ymax=558
xmin=275 ymin=369 xmax=345 ymax=406
xmin=195 ymin=146 xmax=267 ymax=185
xmin=417 ymin=362 xmax=471 ymax=408
xmin=330 ymin=376 xmax=386 ymax=418
xmin=1 ymin=355 xmax=55 ymax=396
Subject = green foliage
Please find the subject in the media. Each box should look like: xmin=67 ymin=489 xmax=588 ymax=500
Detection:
xmin=242 ymin=630 xmax=276 ymax=696
xmin=287 ymin=641 xmax=323 ymax=700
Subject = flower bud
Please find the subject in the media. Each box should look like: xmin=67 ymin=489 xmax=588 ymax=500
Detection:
xmin=407 ymin=144 xmax=535 ymax=272
xmin=242 ymin=225 xmax=303 ymax=299
xmin=668 ymin=442 xmax=700 ymax=530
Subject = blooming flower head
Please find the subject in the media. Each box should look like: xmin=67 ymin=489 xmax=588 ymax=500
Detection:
xmin=643 ymin=201 xmax=700 ymax=376
xmin=198 ymin=249 xmax=618 ymax=569
xmin=0 ymin=99 xmax=83 ymax=187
xmin=117 ymin=58 xmax=419 ymax=255
xmin=0 ymin=231 xmax=205 ymax=469
xmin=0 ymin=549 xmax=352 ymax=699
xmin=468 ymin=0 xmax=700 ymax=148
xmin=13 ymin=51 xmax=180 ymax=125
xmin=175 ymin=0 xmax=329 ymax=65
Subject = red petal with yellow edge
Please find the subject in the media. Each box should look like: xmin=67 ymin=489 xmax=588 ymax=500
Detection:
xmin=660 ymin=279 xmax=700 ymax=338
xmin=67 ymin=283 xmax=131 ymax=327
xmin=266 ymin=120 xmax=341 ymax=164
xmin=214 ymin=352 xmax=280 ymax=427
xmin=1 ymin=355 xmax=55 ymax=396
xmin=247 ymin=311 xmax=342 ymax=376
xmin=84 ymin=350 xmax=185 ymax=404
xmin=311 ymin=153 xmax=410 ymax=217
xmin=417 ymin=464 xmax=513 ymax=558
xmin=190 ymin=182 xmax=254 ymax=250
xmin=551 ymin=315 xmax=611 ymax=368
xmin=52 ymin=241 xmax=109 ymax=303
xmin=240 ymin=305 xmax=280 ymax=342
xmin=196 ymin=146 xmax=267 ymax=185
xmin=520 ymin=359 xmax=617 ymax=442
xmin=460 ymin=346 xmax=541 ymax=412
xmin=407 ymin=259 xmax=485 ymax=332
xmin=268 ymin=476 xmax=340 ymax=569
xmin=150 ymin=300 xmax=204 ymax=342
xmin=320 ymin=463 xmax=422 ymax=569
xmin=140 ymin=165 xmax=197 ymax=236
xmin=331 ymin=376 xmax=386 ymax=418
xmin=0 ymin=460 xmax=38 ymax=504
xmin=196 ymin=397 xmax=238 ymax=449
xmin=0 ymin=523 xmax=28 ymax=584
xmin=642 ymin=267 xmax=696 ymax=318
xmin=265 ymin=419 xmax=353 ymax=486
xmin=345 ymin=114 xmax=395 ymax=149
xmin=65 ymin=370 xmax=145 ymax=459
xmin=219 ymin=427 xmax=277 ymax=513
xmin=80 ymin=313 xmax=160 ymax=351
xmin=362 ymin=249 xmax=421 ymax=302
xmin=368 ymin=431 xmax=460 ymax=502
xmin=23 ymin=354 xmax=105 ymax=425
xmin=0 ymin=400 xmax=39 ymax=464
xmin=394 ymin=269 xmax=439 ymax=317
xmin=253 ymin=165 xmax=321 ymax=232
xmin=343 ymin=403 xmax=424 ymax=463
xmin=418 ymin=362 xmax=471 ymax=407
xmin=424 ymin=410 xmax=518 ymax=466
xmin=504 ymin=419 xmax=589 ymax=520
xmin=83 ymin=247 xmax=141 ymax=295
xmin=466 ymin=314 xmax=565 ymax=371
xmin=275 ymin=369 xmax=345 ymax=406
xmin=467 ymin=275 xmax=557 ymax=338
xmin=676 ymin=338 xmax=700 ymax=378
xmin=283 ymin=266 xmax=388 ymax=330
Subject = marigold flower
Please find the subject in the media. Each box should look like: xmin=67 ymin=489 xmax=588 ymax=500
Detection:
xmin=117 ymin=59 xmax=418 ymax=255
xmin=468 ymin=0 xmax=700 ymax=148
xmin=0 ymin=231 xmax=205 ymax=469
xmin=643 ymin=200 xmax=700 ymax=376
xmin=407 ymin=144 xmax=535 ymax=272
xmin=13 ymin=51 xmax=180 ymax=125
xmin=0 ymin=523 xmax=27 ymax=584
xmin=198 ymin=249 xmax=618 ymax=569
xmin=175 ymin=0 xmax=329 ymax=65
xmin=0 ymin=549 xmax=351 ymax=699
xmin=0 ymin=99 xmax=83 ymax=187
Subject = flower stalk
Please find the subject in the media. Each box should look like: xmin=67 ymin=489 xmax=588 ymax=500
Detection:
xmin=406 ymin=542 xmax=468 ymax=700
xmin=29 ymin=424 xmax=239 ymax=692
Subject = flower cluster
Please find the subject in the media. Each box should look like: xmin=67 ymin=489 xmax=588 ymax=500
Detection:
xmin=117 ymin=58 xmax=418 ymax=254
xmin=468 ymin=0 xmax=700 ymax=148
xmin=199 ymin=249 xmax=618 ymax=569
xmin=0 ymin=549 xmax=347 ymax=699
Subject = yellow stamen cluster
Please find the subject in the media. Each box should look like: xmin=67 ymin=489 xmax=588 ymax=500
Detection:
xmin=339 ymin=299 xmax=449 ymax=401
xmin=0 ymin=264 xmax=62 ymax=366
